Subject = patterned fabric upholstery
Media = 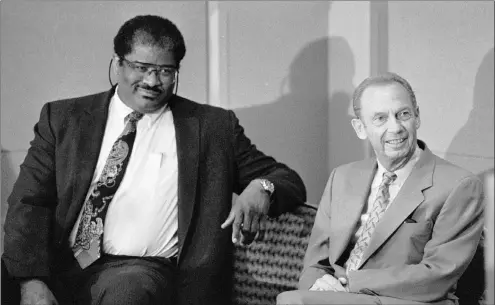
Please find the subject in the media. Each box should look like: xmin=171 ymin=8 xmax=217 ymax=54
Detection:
xmin=232 ymin=204 xmax=317 ymax=305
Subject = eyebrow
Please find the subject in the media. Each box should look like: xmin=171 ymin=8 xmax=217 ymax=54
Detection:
xmin=372 ymin=106 xmax=412 ymax=116
xmin=133 ymin=61 xmax=176 ymax=69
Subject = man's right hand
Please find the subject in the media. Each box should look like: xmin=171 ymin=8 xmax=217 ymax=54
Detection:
xmin=309 ymin=274 xmax=347 ymax=292
xmin=20 ymin=279 xmax=58 ymax=305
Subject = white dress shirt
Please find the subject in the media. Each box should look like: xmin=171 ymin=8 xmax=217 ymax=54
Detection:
xmin=70 ymin=90 xmax=178 ymax=258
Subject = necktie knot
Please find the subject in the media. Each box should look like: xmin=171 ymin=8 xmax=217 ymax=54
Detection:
xmin=382 ymin=171 xmax=397 ymax=187
xmin=126 ymin=111 xmax=144 ymax=124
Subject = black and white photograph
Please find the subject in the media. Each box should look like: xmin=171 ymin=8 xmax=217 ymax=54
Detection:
xmin=1 ymin=1 xmax=493 ymax=305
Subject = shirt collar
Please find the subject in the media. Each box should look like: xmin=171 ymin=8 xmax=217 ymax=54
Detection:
xmin=111 ymin=88 xmax=134 ymax=124
xmin=376 ymin=144 xmax=422 ymax=188
xmin=112 ymin=86 xmax=168 ymax=127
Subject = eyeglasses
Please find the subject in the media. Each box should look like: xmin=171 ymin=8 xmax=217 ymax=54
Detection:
xmin=120 ymin=57 xmax=177 ymax=83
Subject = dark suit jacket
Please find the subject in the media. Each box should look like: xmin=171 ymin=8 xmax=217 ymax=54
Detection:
xmin=299 ymin=141 xmax=484 ymax=305
xmin=2 ymin=87 xmax=306 ymax=305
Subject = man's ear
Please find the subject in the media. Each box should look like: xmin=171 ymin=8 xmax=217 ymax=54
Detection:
xmin=351 ymin=118 xmax=368 ymax=140
xmin=112 ymin=54 xmax=122 ymax=76
xmin=415 ymin=107 xmax=421 ymax=130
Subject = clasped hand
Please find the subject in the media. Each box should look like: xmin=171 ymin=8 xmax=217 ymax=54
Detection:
xmin=221 ymin=180 xmax=271 ymax=245
xmin=309 ymin=274 xmax=349 ymax=292
xmin=20 ymin=279 xmax=58 ymax=305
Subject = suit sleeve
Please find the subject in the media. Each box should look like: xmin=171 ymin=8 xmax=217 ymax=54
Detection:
xmin=228 ymin=110 xmax=306 ymax=216
xmin=347 ymin=175 xmax=485 ymax=302
xmin=2 ymin=103 xmax=57 ymax=278
xmin=298 ymin=170 xmax=336 ymax=289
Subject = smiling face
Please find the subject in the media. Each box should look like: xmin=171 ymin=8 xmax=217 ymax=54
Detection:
xmin=351 ymin=82 xmax=420 ymax=171
xmin=114 ymin=43 xmax=177 ymax=113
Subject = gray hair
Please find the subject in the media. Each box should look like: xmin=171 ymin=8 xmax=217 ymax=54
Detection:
xmin=352 ymin=72 xmax=418 ymax=118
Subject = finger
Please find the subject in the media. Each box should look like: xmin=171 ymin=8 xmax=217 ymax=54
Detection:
xmin=322 ymin=275 xmax=346 ymax=292
xmin=242 ymin=214 xmax=260 ymax=245
xmin=314 ymin=278 xmax=332 ymax=291
xmin=249 ymin=213 xmax=260 ymax=233
xmin=242 ymin=210 xmax=253 ymax=235
xmin=309 ymin=283 xmax=323 ymax=291
xmin=321 ymin=274 xmax=344 ymax=291
xmin=221 ymin=209 xmax=236 ymax=229
xmin=256 ymin=216 xmax=266 ymax=241
xmin=232 ymin=211 xmax=244 ymax=244
xmin=338 ymin=277 xmax=347 ymax=286
xmin=241 ymin=209 xmax=257 ymax=245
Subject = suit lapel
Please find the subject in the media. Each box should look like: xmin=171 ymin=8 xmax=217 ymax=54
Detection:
xmin=170 ymin=96 xmax=200 ymax=261
xmin=329 ymin=159 xmax=377 ymax=264
xmin=63 ymin=88 xmax=113 ymax=238
xmin=357 ymin=144 xmax=435 ymax=269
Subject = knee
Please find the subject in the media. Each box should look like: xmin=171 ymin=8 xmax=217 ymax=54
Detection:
xmin=98 ymin=272 xmax=148 ymax=304
xmin=93 ymin=268 xmax=172 ymax=305
xmin=277 ymin=290 xmax=304 ymax=305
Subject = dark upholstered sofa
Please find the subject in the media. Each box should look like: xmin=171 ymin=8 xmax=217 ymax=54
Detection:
xmin=232 ymin=204 xmax=317 ymax=305
xmin=231 ymin=204 xmax=486 ymax=305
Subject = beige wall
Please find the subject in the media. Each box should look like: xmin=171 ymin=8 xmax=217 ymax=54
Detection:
xmin=1 ymin=1 xmax=207 ymax=151
xmin=1 ymin=1 xmax=493 ymax=230
xmin=388 ymin=1 xmax=494 ymax=174
xmin=214 ymin=1 xmax=371 ymax=205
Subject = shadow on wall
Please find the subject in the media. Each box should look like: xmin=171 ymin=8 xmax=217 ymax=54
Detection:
xmin=446 ymin=48 xmax=494 ymax=173
xmin=234 ymin=36 xmax=363 ymax=206
xmin=327 ymin=37 xmax=364 ymax=177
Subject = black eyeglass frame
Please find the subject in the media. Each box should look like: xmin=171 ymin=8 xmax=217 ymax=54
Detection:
xmin=119 ymin=57 xmax=177 ymax=82
xmin=108 ymin=57 xmax=180 ymax=95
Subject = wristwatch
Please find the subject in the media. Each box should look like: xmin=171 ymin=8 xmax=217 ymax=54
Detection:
xmin=258 ymin=179 xmax=275 ymax=197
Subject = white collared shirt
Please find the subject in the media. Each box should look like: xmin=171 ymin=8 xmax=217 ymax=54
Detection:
xmin=351 ymin=145 xmax=422 ymax=245
xmin=70 ymin=89 xmax=178 ymax=258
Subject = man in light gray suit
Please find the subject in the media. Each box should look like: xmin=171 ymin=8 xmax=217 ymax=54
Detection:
xmin=277 ymin=72 xmax=484 ymax=305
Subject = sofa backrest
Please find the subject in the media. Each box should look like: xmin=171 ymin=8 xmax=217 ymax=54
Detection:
xmin=232 ymin=204 xmax=317 ymax=305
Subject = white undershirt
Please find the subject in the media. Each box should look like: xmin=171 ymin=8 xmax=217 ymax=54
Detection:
xmin=69 ymin=90 xmax=178 ymax=257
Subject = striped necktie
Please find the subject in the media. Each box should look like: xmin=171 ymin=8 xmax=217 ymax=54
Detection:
xmin=345 ymin=171 xmax=397 ymax=272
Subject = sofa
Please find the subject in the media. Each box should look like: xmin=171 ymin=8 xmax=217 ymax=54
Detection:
xmin=232 ymin=204 xmax=317 ymax=305
xmin=231 ymin=203 xmax=486 ymax=305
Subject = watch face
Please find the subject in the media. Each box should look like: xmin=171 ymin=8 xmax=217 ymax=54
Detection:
xmin=260 ymin=179 xmax=274 ymax=194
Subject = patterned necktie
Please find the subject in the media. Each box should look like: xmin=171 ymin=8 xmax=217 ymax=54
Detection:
xmin=345 ymin=171 xmax=397 ymax=272
xmin=73 ymin=111 xmax=143 ymax=269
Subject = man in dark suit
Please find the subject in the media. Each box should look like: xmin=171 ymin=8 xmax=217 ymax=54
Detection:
xmin=277 ymin=72 xmax=484 ymax=305
xmin=2 ymin=15 xmax=306 ymax=305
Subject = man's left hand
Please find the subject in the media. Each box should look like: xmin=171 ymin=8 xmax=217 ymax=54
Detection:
xmin=221 ymin=179 xmax=271 ymax=245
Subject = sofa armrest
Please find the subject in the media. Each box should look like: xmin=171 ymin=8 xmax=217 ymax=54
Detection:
xmin=232 ymin=204 xmax=317 ymax=305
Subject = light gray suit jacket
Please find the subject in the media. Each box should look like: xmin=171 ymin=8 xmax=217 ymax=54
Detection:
xmin=299 ymin=141 xmax=484 ymax=304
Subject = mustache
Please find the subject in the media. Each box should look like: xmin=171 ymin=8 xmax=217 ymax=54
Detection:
xmin=137 ymin=84 xmax=163 ymax=94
